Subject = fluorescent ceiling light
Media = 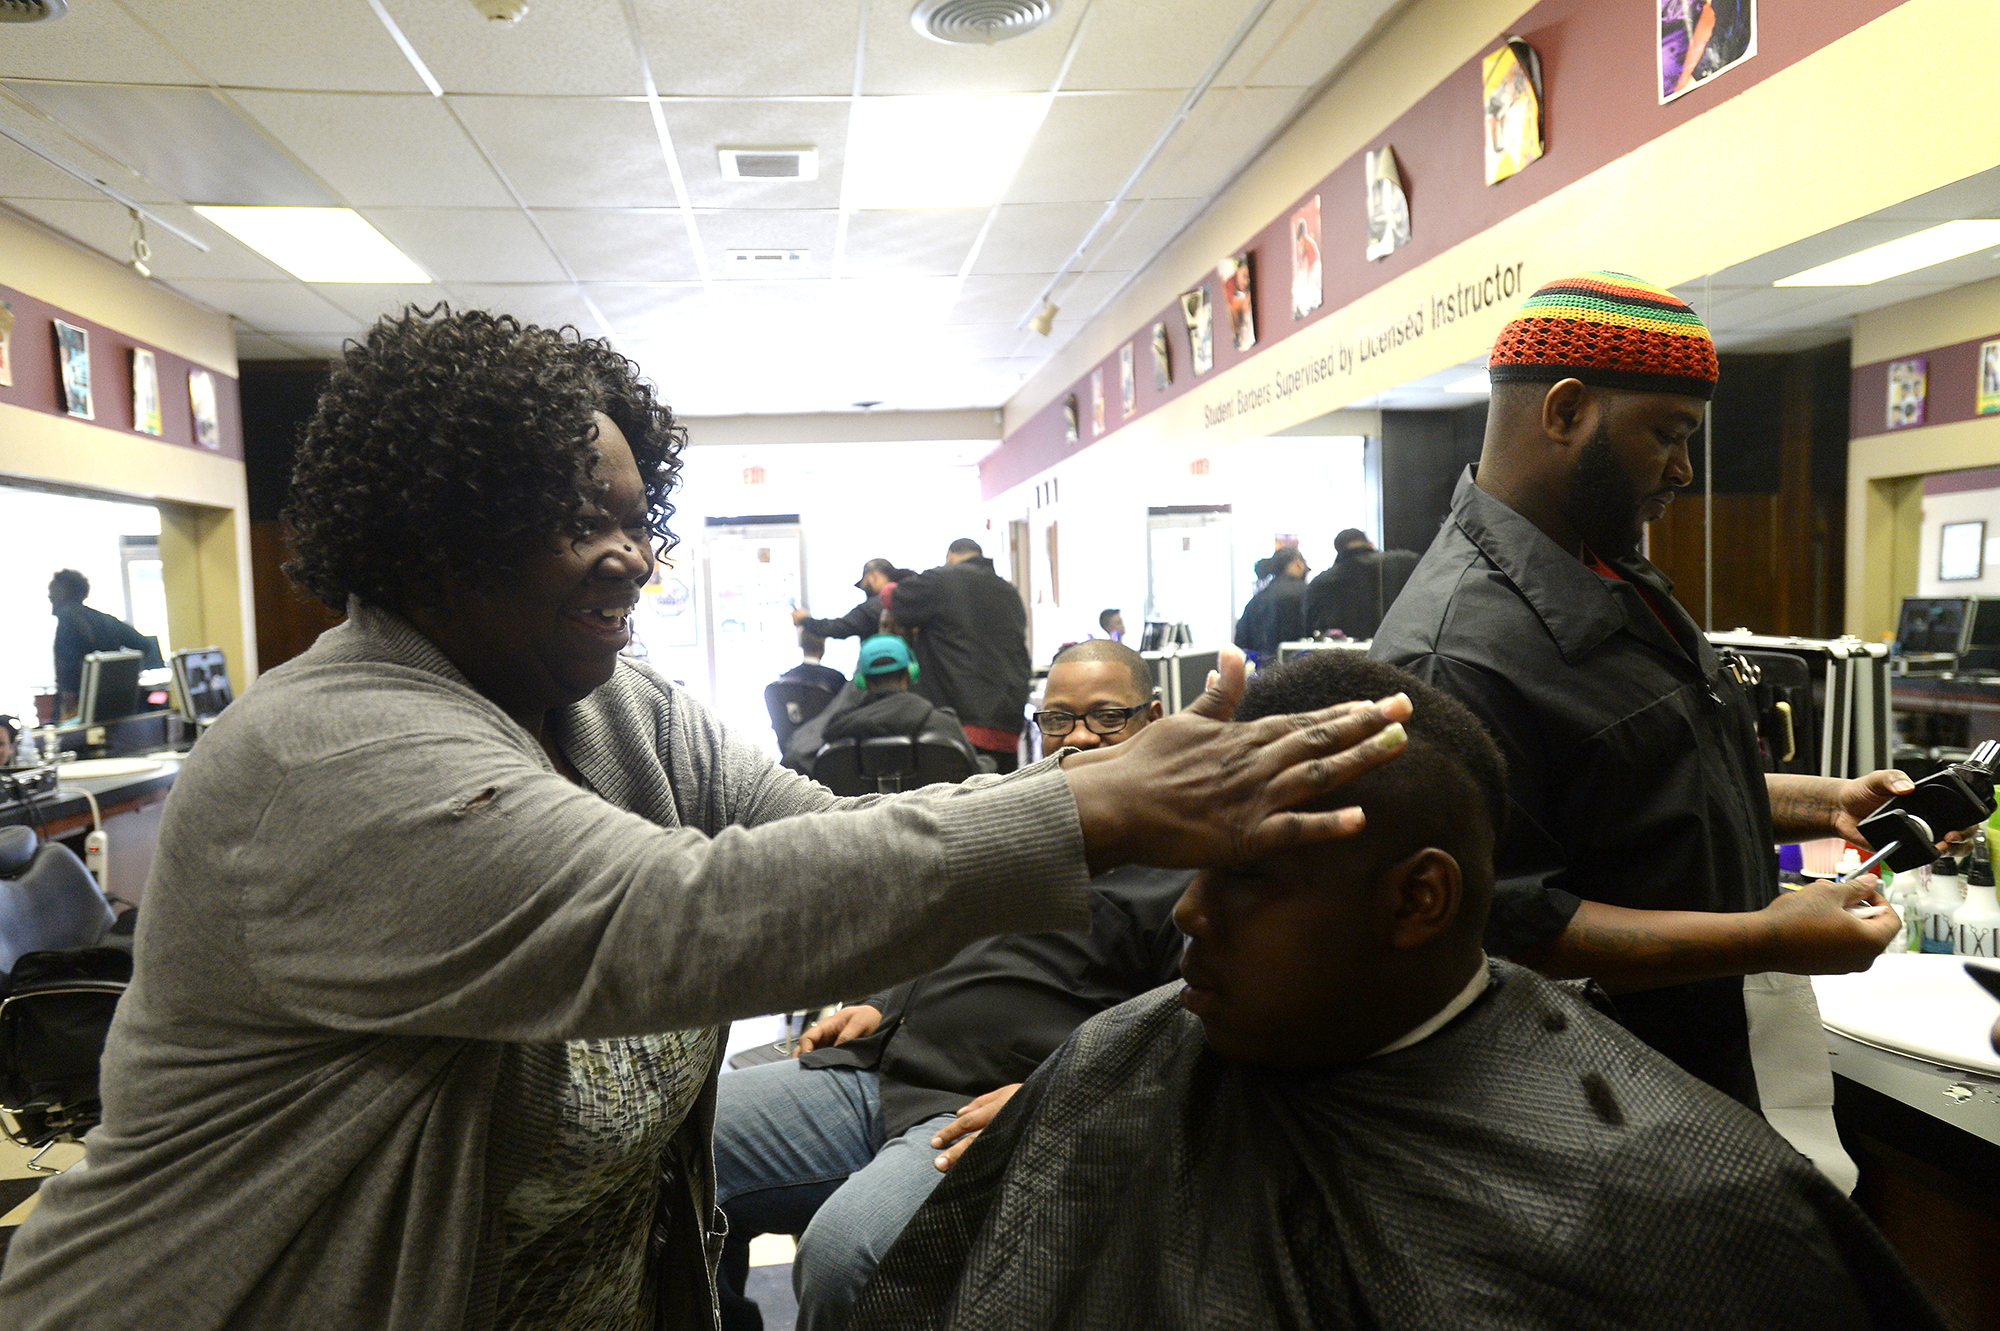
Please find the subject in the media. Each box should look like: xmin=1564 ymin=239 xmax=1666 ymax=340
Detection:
xmin=1443 ymin=371 xmax=1491 ymax=393
xmin=192 ymin=206 xmax=431 ymax=283
xmin=1772 ymin=219 xmax=2000 ymax=287
xmin=844 ymin=95 xmax=1051 ymax=209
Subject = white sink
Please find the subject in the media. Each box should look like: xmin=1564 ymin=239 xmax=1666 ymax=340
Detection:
xmin=1812 ymin=953 xmax=2000 ymax=1075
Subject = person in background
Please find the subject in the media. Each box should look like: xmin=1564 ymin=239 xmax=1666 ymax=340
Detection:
xmin=48 ymin=569 xmax=162 ymax=720
xmin=880 ymin=540 xmax=1031 ymax=774
xmin=1097 ymin=608 xmax=1124 ymax=642
xmin=780 ymin=630 xmax=848 ymax=698
xmin=0 ymin=715 xmax=17 ymax=767
xmin=793 ymin=559 xmax=905 ymax=643
xmin=1308 ymin=528 xmax=1420 ymax=641
xmin=716 ymin=640 xmax=1176 ymax=1331
xmin=1371 ymin=273 xmax=1912 ymax=1184
xmin=801 ymin=634 xmax=980 ymax=776
xmin=1232 ymin=544 xmax=1310 ymax=664
xmin=851 ymin=653 xmax=1944 ymax=1331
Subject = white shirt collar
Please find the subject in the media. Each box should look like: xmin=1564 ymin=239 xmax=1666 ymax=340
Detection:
xmin=1368 ymin=955 xmax=1491 ymax=1059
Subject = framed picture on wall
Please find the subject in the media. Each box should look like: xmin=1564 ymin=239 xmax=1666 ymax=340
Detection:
xmin=1659 ymin=0 xmax=1756 ymax=103
xmin=1940 ymin=520 xmax=1985 ymax=582
xmin=189 ymin=367 xmax=221 ymax=449
xmin=55 ymin=319 xmax=92 ymax=419
xmin=1482 ymin=38 xmax=1544 ymax=184
xmin=0 ymin=300 xmax=14 ymax=389
xmin=1978 ymin=339 xmax=2000 ymax=416
xmin=1290 ymin=196 xmax=1322 ymax=319
xmin=1180 ymin=284 xmax=1213 ymax=376
xmin=132 ymin=347 xmax=163 ymax=436
xmin=1887 ymin=357 xmax=1927 ymax=430
xmin=1063 ymin=394 xmax=1078 ymax=444
xmin=1219 ymin=253 xmax=1255 ymax=352
xmin=1119 ymin=343 xmax=1136 ymax=418
xmin=1090 ymin=367 xmax=1105 ymax=437
xmin=1151 ymin=320 xmax=1171 ymax=392
xmin=1364 ymin=146 xmax=1411 ymax=262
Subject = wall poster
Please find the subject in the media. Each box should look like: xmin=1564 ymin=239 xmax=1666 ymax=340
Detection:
xmin=1886 ymin=357 xmax=1927 ymax=430
xmin=1089 ymin=367 xmax=1105 ymax=437
xmin=1364 ymin=146 xmax=1411 ymax=262
xmin=1290 ymin=195 xmax=1322 ymax=319
xmin=1063 ymin=394 xmax=1078 ymax=443
xmin=1978 ymin=339 xmax=2000 ymax=417
xmin=1119 ymin=343 xmax=1136 ymax=418
xmin=132 ymin=347 xmax=163 ymax=436
xmin=189 ymin=366 xmax=222 ymax=449
xmin=0 ymin=300 xmax=13 ymax=388
xmin=1219 ymin=253 xmax=1256 ymax=352
xmin=1151 ymin=320 xmax=1171 ymax=392
xmin=1180 ymin=284 xmax=1214 ymax=376
xmin=1660 ymin=0 xmax=1756 ymax=103
xmin=55 ymin=319 xmax=92 ymax=419
xmin=1482 ymin=38 xmax=1543 ymax=185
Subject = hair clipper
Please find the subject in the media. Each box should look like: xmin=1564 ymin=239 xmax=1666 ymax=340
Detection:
xmin=1854 ymin=741 xmax=2000 ymax=874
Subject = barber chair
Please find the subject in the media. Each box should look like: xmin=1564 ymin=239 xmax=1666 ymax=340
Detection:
xmin=0 ymin=826 xmax=129 ymax=1165
xmin=810 ymin=735 xmax=976 ymax=796
xmin=766 ymin=680 xmax=841 ymax=752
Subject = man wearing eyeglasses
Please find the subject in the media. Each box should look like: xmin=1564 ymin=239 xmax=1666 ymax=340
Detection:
xmin=713 ymin=639 xmax=1185 ymax=1331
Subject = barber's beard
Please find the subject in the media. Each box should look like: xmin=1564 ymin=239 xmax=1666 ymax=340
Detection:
xmin=1566 ymin=424 xmax=1645 ymax=555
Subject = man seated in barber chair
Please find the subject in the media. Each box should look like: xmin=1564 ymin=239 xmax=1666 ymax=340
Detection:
xmin=782 ymin=635 xmax=980 ymax=779
xmin=716 ymin=639 xmax=1176 ymax=1331
xmin=851 ymin=652 xmax=1944 ymax=1331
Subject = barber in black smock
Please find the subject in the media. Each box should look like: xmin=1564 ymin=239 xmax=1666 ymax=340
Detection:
xmin=792 ymin=557 xmax=905 ymax=642
xmin=1372 ymin=273 xmax=1908 ymax=1178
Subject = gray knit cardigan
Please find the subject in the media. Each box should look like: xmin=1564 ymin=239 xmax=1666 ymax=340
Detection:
xmin=0 ymin=603 xmax=1090 ymax=1330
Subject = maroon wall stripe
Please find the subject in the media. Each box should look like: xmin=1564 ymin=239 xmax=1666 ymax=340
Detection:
xmin=1852 ymin=332 xmax=2000 ymax=441
xmin=0 ymin=282 xmax=243 ymax=465
xmin=1923 ymin=464 xmax=2000 ymax=496
xmin=984 ymin=0 xmax=1908 ymax=499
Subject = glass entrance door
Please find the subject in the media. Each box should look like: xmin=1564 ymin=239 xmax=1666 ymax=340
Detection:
xmin=701 ymin=517 xmax=806 ymax=753
xmin=1146 ymin=506 xmax=1235 ymax=649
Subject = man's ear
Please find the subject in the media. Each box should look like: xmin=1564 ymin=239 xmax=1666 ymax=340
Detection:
xmin=1147 ymin=698 xmax=1164 ymax=722
xmin=1540 ymin=378 xmax=1593 ymax=447
xmin=1384 ymin=847 xmax=1462 ymax=949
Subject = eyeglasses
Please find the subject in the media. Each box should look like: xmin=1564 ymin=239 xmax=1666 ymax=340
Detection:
xmin=1033 ymin=704 xmax=1149 ymax=739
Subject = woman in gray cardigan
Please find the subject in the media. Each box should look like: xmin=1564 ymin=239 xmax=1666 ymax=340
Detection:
xmin=0 ymin=309 xmax=1410 ymax=1331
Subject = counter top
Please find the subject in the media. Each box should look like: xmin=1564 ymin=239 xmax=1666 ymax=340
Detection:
xmin=0 ymin=752 xmax=184 ymax=836
xmin=1814 ymin=955 xmax=2000 ymax=1147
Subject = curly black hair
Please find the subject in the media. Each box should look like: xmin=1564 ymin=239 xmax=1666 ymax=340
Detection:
xmin=283 ymin=306 xmax=684 ymax=613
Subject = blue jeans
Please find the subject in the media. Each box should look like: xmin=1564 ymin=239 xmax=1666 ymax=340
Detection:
xmin=714 ymin=1059 xmax=956 ymax=1331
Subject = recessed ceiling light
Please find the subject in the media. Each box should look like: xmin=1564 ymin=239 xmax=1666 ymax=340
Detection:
xmin=844 ymin=95 xmax=1051 ymax=209
xmin=1772 ymin=220 xmax=2000 ymax=287
xmin=1443 ymin=371 xmax=1490 ymax=393
xmin=192 ymin=206 xmax=431 ymax=283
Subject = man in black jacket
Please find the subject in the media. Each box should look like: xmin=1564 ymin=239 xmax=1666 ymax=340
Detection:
xmin=715 ymin=640 xmax=1180 ymax=1331
xmin=1307 ymin=529 xmax=1419 ymax=640
xmin=805 ymin=634 xmax=980 ymax=774
xmin=1232 ymin=544 xmax=1310 ymax=663
xmin=792 ymin=558 xmax=903 ymax=643
xmin=48 ymin=568 xmax=162 ymax=719
xmin=880 ymin=539 xmax=1030 ymax=773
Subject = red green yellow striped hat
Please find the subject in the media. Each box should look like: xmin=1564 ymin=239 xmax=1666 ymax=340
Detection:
xmin=1488 ymin=271 xmax=1718 ymax=400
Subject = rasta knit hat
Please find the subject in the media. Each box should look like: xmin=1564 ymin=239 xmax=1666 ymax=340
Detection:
xmin=1487 ymin=271 xmax=1718 ymax=400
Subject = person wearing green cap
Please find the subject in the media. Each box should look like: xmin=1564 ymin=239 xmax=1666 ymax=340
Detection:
xmin=781 ymin=634 xmax=979 ymax=775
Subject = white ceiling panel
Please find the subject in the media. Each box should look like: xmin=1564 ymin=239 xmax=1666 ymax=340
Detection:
xmin=862 ymin=0 xmax=1081 ymax=96
xmin=451 ymin=98 xmax=677 ymax=208
xmin=9 ymin=198 xmax=290 ymax=281
xmin=1087 ymin=194 xmax=1202 ymax=271
xmin=311 ymin=282 xmax=454 ymax=326
xmin=665 ymin=100 xmax=849 ymax=211
xmin=533 ymin=209 xmax=700 ymax=282
xmin=579 ymin=282 xmax=708 ymax=336
xmin=1209 ymin=0 xmax=1322 ymax=89
xmin=229 ymin=92 xmax=512 ymax=208
xmin=380 ymin=0 xmax=645 ymax=97
xmin=921 ymin=324 xmax=1048 ymax=360
xmin=842 ymin=209 xmax=985 ymax=277
xmin=1235 ymin=0 xmax=1405 ymax=89
xmin=135 ymin=0 xmax=429 ymax=94
xmin=167 ymin=279 xmax=362 ymax=335
xmin=1133 ymin=85 xmax=1305 ymax=199
xmin=699 ymin=210 xmax=841 ymax=279
xmin=1061 ymin=0 xmax=1269 ymax=91
xmin=633 ymin=1 xmax=859 ymax=98
xmin=362 ymin=207 xmax=567 ymax=283
xmin=0 ymin=97 xmax=181 ymax=205
xmin=0 ymin=6 xmax=204 ymax=85
xmin=444 ymin=282 xmax=606 ymax=333
xmin=1002 ymin=92 xmax=1181 ymax=206
xmin=951 ymin=270 xmax=1126 ymax=325
xmin=0 ymin=136 xmax=113 ymax=202
xmin=973 ymin=200 xmax=1142 ymax=276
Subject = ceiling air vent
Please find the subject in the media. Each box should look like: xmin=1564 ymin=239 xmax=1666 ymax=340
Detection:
xmin=911 ymin=0 xmax=1056 ymax=45
xmin=0 ymin=0 xmax=67 ymax=22
xmin=718 ymin=148 xmax=819 ymax=182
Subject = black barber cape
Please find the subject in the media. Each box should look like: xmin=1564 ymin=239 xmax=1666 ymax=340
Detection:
xmin=852 ymin=962 xmax=1941 ymax=1331
xmin=802 ymin=864 xmax=1190 ymax=1138
xmin=1372 ymin=468 xmax=1778 ymax=1104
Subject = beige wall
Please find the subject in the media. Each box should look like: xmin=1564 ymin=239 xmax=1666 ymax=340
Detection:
xmin=0 ymin=208 xmax=256 ymax=684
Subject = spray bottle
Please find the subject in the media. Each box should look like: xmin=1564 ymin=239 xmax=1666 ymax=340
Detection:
xmin=1955 ymin=830 xmax=2000 ymax=961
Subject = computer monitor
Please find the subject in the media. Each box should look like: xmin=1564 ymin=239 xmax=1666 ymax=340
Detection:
xmin=170 ymin=647 xmax=234 ymax=722
xmin=77 ymin=649 xmax=145 ymax=726
xmin=1897 ymin=598 xmax=1970 ymax=656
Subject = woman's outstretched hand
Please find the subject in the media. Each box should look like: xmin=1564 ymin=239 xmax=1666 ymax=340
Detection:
xmin=1062 ymin=646 xmax=1409 ymax=873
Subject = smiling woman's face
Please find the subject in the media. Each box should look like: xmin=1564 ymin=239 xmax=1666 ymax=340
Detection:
xmin=413 ymin=411 xmax=657 ymax=733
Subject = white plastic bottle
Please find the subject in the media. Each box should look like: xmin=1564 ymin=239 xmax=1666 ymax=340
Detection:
xmin=1835 ymin=846 xmax=1862 ymax=880
xmin=1884 ymin=866 xmax=1921 ymax=953
xmin=1955 ymin=833 xmax=2000 ymax=961
xmin=1923 ymin=856 xmax=1964 ymax=955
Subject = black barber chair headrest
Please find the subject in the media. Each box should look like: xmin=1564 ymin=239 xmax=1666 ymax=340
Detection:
xmin=0 ymin=826 xmax=35 ymax=878
xmin=0 ymin=828 xmax=115 ymax=974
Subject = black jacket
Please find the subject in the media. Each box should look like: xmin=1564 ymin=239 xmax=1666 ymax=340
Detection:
xmin=52 ymin=603 xmax=162 ymax=696
xmin=1232 ymin=572 xmax=1310 ymax=661
xmin=799 ymin=593 xmax=883 ymax=642
xmin=1307 ymin=547 xmax=1419 ymax=640
xmin=801 ymin=864 xmax=1192 ymax=1137
xmin=1371 ymin=468 xmax=1778 ymax=1104
xmin=823 ymin=688 xmax=980 ymax=771
xmin=885 ymin=559 xmax=1031 ymax=741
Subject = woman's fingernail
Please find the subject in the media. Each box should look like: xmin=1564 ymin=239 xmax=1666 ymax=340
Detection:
xmin=935 ymin=1156 xmax=949 ymax=1169
xmin=931 ymin=1136 xmax=943 ymax=1147
xmin=1374 ymin=722 xmax=1406 ymax=749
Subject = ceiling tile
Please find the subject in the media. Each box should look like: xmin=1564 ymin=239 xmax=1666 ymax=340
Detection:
xmin=362 ymin=207 xmax=566 ymax=283
xmin=973 ymin=201 xmax=1126 ymax=276
xmin=444 ymin=282 xmax=603 ymax=333
xmin=534 ymin=209 xmax=701 ymax=282
xmin=951 ymin=270 xmax=1126 ymax=325
xmin=168 ymin=279 xmax=363 ymax=335
xmin=1232 ymin=0 xmax=1402 ymax=89
xmin=862 ymin=0 xmax=1079 ymax=96
xmin=579 ymin=282 xmax=708 ymax=337
xmin=0 ymin=135 xmax=111 ymax=202
xmin=311 ymin=282 xmax=453 ymax=326
xmin=1087 ymin=194 xmax=1202 ymax=271
xmin=0 ymin=4 xmax=205 ymax=84
xmin=378 ymin=0 xmax=644 ymax=96
xmin=230 ymin=92 xmax=512 ymax=208
xmin=1061 ymin=0 xmax=1266 ymax=91
xmin=1133 ymin=85 xmax=1305 ymax=199
xmin=633 ymin=1 xmax=858 ymax=98
xmin=452 ymin=98 xmax=677 ymax=208
xmin=665 ymin=100 xmax=849 ymax=211
xmin=9 ymin=198 xmax=292 ymax=281
xmin=700 ymin=210 xmax=840 ymax=279
xmin=1002 ymin=92 xmax=1180 ymax=206
xmin=0 ymin=98 xmax=182 ymax=205
xmin=138 ymin=0 xmax=429 ymax=94
xmin=843 ymin=209 xmax=985 ymax=277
